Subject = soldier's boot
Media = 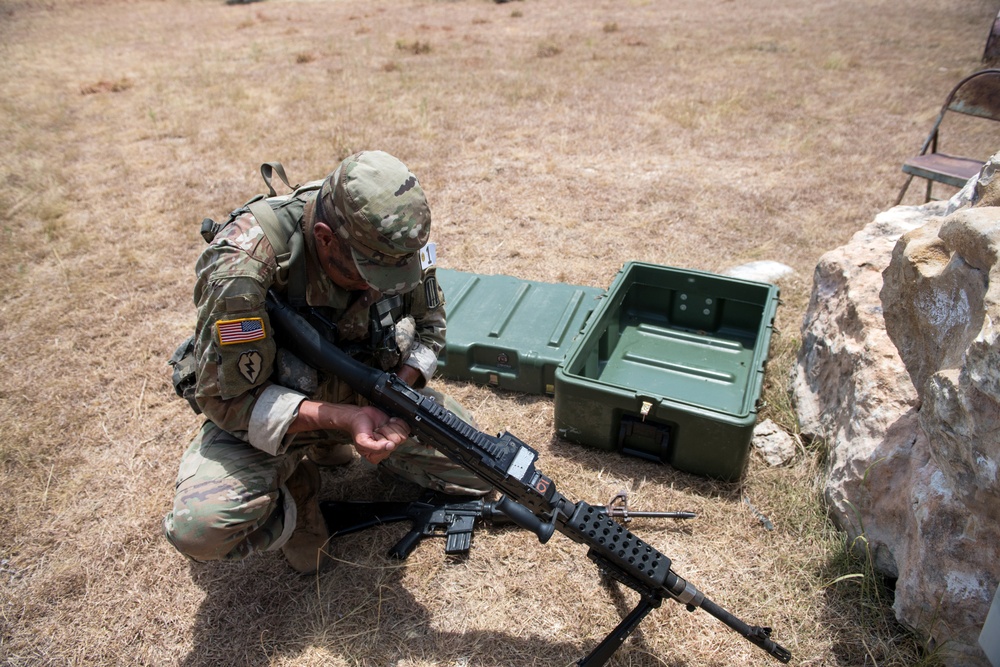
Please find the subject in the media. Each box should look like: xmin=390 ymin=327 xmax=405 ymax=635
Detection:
xmin=306 ymin=443 xmax=356 ymax=468
xmin=281 ymin=459 xmax=330 ymax=574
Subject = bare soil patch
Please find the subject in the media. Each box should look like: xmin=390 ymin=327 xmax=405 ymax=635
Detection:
xmin=2 ymin=0 xmax=997 ymax=665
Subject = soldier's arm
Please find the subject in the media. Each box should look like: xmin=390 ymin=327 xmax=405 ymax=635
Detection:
xmin=288 ymin=401 xmax=409 ymax=463
xmin=194 ymin=254 xmax=410 ymax=458
xmin=192 ymin=272 xmax=302 ymax=452
xmin=400 ymin=266 xmax=447 ymax=387
xmin=191 ymin=217 xmax=315 ymax=456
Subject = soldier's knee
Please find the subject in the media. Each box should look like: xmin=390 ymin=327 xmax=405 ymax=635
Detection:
xmin=163 ymin=513 xmax=210 ymax=562
xmin=163 ymin=486 xmax=288 ymax=562
xmin=162 ymin=500 xmax=256 ymax=562
xmin=162 ymin=508 xmax=237 ymax=562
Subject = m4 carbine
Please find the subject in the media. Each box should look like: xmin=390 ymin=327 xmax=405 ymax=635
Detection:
xmin=265 ymin=292 xmax=792 ymax=666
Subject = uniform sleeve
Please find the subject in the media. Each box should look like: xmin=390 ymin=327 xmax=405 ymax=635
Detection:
xmin=402 ymin=266 xmax=447 ymax=385
xmin=192 ymin=228 xmax=305 ymax=455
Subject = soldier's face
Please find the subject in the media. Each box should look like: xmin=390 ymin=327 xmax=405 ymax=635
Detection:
xmin=314 ymin=222 xmax=370 ymax=291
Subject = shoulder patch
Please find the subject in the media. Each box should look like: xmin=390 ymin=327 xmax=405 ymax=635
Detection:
xmin=237 ymin=350 xmax=264 ymax=384
xmin=424 ymin=274 xmax=441 ymax=310
xmin=217 ymin=317 xmax=266 ymax=345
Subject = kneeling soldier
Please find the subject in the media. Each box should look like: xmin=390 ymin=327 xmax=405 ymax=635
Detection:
xmin=163 ymin=151 xmax=490 ymax=573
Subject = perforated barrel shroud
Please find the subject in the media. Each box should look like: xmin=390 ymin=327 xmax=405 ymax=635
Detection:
xmin=567 ymin=501 xmax=672 ymax=596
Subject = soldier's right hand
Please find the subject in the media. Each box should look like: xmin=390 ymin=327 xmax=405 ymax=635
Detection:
xmin=350 ymin=407 xmax=409 ymax=465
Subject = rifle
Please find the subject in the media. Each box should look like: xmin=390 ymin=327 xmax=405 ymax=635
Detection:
xmin=322 ymin=491 xmax=696 ymax=559
xmin=266 ymin=292 xmax=792 ymax=666
xmin=322 ymin=493 xmax=507 ymax=559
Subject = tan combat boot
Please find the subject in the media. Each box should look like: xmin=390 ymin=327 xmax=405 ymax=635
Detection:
xmin=306 ymin=443 xmax=356 ymax=467
xmin=281 ymin=459 xmax=330 ymax=574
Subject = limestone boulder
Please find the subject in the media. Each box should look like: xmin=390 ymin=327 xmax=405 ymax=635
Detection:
xmin=791 ymin=203 xmax=931 ymax=576
xmin=792 ymin=157 xmax=1000 ymax=666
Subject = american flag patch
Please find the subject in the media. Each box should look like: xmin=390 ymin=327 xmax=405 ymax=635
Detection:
xmin=216 ymin=317 xmax=266 ymax=345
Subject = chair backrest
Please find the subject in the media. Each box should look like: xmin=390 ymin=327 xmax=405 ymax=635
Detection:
xmin=944 ymin=69 xmax=1000 ymax=121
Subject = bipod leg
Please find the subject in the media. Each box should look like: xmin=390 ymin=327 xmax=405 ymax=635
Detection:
xmin=577 ymin=593 xmax=662 ymax=667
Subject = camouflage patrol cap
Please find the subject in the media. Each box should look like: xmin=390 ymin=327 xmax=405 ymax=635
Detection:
xmin=316 ymin=151 xmax=430 ymax=295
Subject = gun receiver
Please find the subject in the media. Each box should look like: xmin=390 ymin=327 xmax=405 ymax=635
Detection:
xmin=266 ymin=292 xmax=792 ymax=665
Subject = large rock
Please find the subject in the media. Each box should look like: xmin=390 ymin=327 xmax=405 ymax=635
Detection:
xmin=792 ymin=203 xmax=932 ymax=576
xmin=792 ymin=158 xmax=1000 ymax=666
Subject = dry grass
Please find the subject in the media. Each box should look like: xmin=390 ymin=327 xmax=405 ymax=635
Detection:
xmin=1 ymin=0 xmax=997 ymax=664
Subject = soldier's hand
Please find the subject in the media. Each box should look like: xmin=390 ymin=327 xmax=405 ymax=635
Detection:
xmin=351 ymin=407 xmax=409 ymax=464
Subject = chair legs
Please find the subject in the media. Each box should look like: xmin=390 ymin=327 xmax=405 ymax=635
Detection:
xmin=894 ymin=174 xmax=915 ymax=206
xmin=894 ymin=174 xmax=940 ymax=206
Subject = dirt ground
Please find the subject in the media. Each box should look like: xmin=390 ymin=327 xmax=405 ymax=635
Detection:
xmin=1 ymin=0 xmax=998 ymax=665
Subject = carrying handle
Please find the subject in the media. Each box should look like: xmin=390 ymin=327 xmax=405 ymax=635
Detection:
xmin=259 ymin=162 xmax=297 ymax=197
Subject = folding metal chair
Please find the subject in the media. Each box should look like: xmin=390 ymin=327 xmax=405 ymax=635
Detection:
xmin=895 ymin=69 xmax=1000 ymax=205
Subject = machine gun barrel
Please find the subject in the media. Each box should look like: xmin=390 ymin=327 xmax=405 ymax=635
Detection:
xmin=265 ymin=292 xmax=791 ymax=665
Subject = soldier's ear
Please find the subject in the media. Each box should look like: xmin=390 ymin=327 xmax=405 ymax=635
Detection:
xmin=314 ymin=221 xmax=334 ymax=251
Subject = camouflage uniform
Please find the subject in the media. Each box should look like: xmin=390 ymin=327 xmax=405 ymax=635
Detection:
xmin=163 ymin=151 xmax=489 ymax=563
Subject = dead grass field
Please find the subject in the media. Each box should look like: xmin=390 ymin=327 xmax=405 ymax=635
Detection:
xmin=2 ymin=0 xmax=998 ymax=665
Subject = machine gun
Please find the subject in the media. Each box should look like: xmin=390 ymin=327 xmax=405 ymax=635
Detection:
xmin=265 ymin=292 xmax=792 ymax=666
xmin=322 ymin=491 xmax=696 ymax=559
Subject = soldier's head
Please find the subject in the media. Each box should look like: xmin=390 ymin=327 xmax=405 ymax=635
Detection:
xmin=312 ymin=151 xmax=430 ymax=294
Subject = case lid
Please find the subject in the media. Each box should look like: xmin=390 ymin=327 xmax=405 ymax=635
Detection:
xmin=436 ymin=269 xmax=604 ymax=394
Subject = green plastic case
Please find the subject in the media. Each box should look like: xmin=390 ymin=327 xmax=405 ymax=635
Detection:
xmin=435 ymin=268 xmax=604 ymax=394
xmin=553 ymin=262 xmax=780 ymax=480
